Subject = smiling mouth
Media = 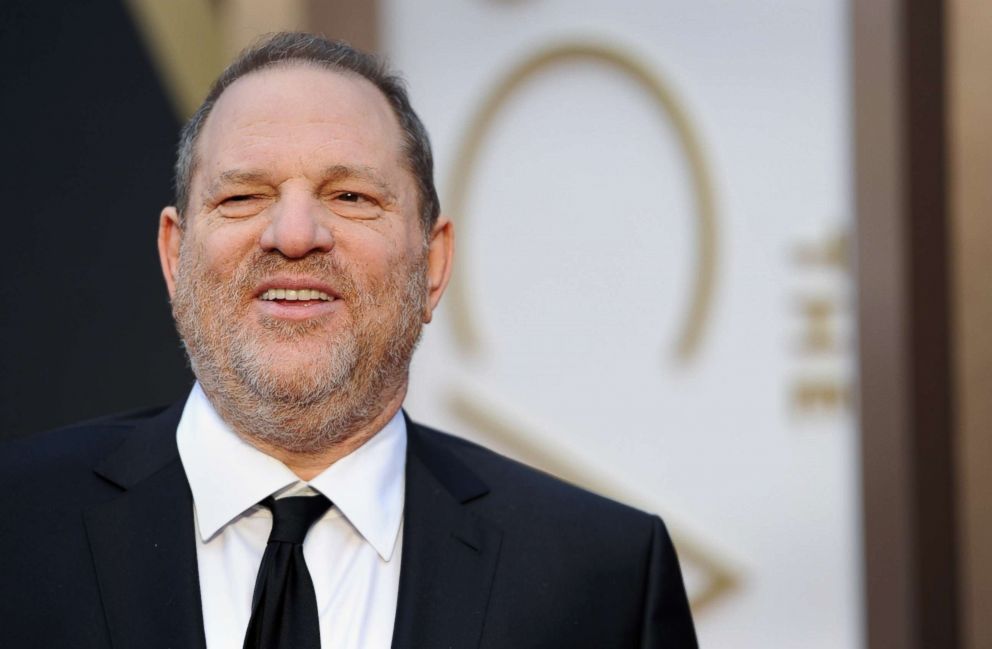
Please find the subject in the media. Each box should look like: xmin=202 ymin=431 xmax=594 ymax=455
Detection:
xmin=259 ymin=288 xmax=334 ymax=302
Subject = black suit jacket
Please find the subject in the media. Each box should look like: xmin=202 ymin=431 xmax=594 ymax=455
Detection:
xmin=0 ymin=401 xmax=697 ymax=648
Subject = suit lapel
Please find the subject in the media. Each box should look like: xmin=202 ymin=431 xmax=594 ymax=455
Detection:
xmin=391 ymin=421 xmax=503 ymax=649
xmin=84 ymin=400 xmax=207 ymax=649
xmin=82 ymin=405 xmax=500 ymax=649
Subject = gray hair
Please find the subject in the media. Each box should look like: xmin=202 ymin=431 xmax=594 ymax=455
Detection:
xmin=173 ymin=32 xmax=440 ymax=234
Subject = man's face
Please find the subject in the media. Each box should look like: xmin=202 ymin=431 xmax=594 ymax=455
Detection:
xmin=157 ymin=64 xmax=452 ymax=447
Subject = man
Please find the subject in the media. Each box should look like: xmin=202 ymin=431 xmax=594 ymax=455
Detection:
xmin=0 ymin=33 xmax=696 ymax=648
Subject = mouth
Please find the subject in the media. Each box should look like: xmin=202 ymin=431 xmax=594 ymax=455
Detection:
xmin=259 ymin=288 xmax=334 ymax=302
xmin=254 ymin=279 xmax=341 ymax=320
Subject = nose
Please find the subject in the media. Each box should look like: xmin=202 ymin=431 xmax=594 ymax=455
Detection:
xmin=259 ymin=192 xmax=334 ymax=258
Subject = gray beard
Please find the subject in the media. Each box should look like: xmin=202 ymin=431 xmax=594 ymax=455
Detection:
xmin=172 ymin=244 xmax=427 ymax=455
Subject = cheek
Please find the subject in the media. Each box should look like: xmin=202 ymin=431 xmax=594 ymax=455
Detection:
xmin=190 ymin=224 xmax=260 ymax=275
xmin=364 ymin=213 xmax=426 ymax=258
xmin=335 ymin=223 xmax=401 ymax=268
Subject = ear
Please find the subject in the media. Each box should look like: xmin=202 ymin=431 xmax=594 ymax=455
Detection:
xmin=157 ymin=206 xmax=183 ymax=300
xmin=423 ymin=215 xmax=454 ymax=323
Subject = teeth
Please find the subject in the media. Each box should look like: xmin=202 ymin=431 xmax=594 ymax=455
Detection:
xmin=260 ymin=289 xmax=333 ymax=301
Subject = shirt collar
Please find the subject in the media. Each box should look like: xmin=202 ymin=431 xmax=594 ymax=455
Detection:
xmin=176 ymin=383 xmax=406 ymax=561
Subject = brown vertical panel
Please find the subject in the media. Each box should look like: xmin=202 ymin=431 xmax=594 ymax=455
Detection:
xmin=904 ymin=1 xmax=959 ymax=648
xmin=947 ymin=1 xmax=992 ymax=648
xmin=855 ymin=0 xmax=959 ymax=647
xmin=307 ymin=0 xmax=379 ymax=54
xmin=854 ymin=0 xmax=915 ymax=646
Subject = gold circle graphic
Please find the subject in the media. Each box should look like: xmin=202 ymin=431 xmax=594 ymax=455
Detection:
xmin=445 ymin=41 xmax=718 ymax=365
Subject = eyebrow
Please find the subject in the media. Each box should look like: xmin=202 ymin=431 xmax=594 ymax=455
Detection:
xmin=321 ymin=164 xmax=397 ymax=203
xmin=206 ymin=165 xmax=398 ymax=202
xmin=207 ymin=169 xmax=272 ymax=197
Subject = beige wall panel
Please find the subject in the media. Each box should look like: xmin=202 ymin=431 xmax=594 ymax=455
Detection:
xmin=220 ymin=0 xmax=309 ymax=58
xmin=948 ymin=1 xmax=992 ymax=648
xmin=308 ymin=0 xmax=379 ymax=54
xmin=126 ymin=0 xmax=378 ymax=118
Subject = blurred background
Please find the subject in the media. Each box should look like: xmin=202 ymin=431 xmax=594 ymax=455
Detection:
xmin=1 ymin=1 xmax=989 ymax=647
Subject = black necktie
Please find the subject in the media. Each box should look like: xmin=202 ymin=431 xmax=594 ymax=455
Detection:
xmin=243 ymin=494 xmax=332 ymax=649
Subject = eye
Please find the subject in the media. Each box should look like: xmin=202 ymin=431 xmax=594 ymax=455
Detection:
xmin=222 ymin=194 xmax=269 ymax=205
xmin=327 ymin=190 xmax=381 ymax=220
xmin=335 ymin=191 xmax=370 ymax=203
xmin=216 ymin=193 xmax=270 ymax=218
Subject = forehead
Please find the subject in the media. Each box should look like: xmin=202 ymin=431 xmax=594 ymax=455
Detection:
xmin=194 ymin=64 xmax=405 ymax=185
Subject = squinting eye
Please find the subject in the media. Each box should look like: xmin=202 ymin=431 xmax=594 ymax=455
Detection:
xmin=337 ymin=192 xmax=364 ymax=202
xmin=216 ymin=193 xmax=270 ymax=218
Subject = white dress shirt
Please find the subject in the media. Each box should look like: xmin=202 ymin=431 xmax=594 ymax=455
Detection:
xmin=177 ymin=383 xmax=405 ymax=649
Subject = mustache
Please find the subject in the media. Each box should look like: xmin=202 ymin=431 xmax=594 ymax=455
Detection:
xmin=230 ymin=251 xmax=359 ymax=298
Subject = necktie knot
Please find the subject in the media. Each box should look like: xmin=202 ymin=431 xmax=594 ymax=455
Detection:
xmin=263 ymin=495 xmax=332 ymax=544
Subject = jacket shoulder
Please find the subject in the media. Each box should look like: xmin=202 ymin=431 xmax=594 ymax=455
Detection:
xmin=408 ymin=420 xmax=659 ymax=533
xmin=0 ymin=404 xmax=173 ymax=488
xmin=406 ymin=420 xmax=696 ymax=646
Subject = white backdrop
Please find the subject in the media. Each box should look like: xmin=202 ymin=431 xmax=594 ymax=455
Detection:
xmin=388 ymin=1 xmax=860 ymax=647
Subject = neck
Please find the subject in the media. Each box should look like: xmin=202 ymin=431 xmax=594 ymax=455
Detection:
xmin=246 ymin=388 xmax=406 ymax=481
xmin=201 ymin=376 xmax=410 ymax=482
